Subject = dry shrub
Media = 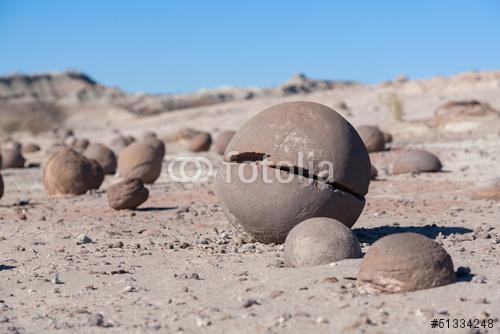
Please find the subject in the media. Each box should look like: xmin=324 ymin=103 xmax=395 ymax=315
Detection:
xmin=378 ymin=92 xmax=405 ymax=122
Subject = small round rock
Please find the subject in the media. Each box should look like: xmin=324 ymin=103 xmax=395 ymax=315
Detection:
xmin=117 ymin=142 xmax=163 ymax=184
xmin=284 ymin=217 xmax=362 ymax=267
xmin=189 ymin=133 xmax=212 ymax=152
xmin=214 ymin=130 xmax=236 ymax=155
xmin=107 ymin=178 xmax=149 ymax=210
xmin=357 ymin=233 xmax=456 ymax=293
xmin=1 ymin=148 xmax=26 ymax=168
xmin=392 ymin=149 xmax=442 ymax=174
xmin=357 ymin=125 xmax=386 ymax=152
xmin=83 ymin=143 xmax=117 ymax=175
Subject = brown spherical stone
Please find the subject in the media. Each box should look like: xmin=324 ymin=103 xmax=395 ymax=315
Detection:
xmin=83 ymin=143 xmax=117 ymax=175
xmin=188 ymin=133 xmax=212 ymax=152
xmin=43 ymin=148 xmax=94 ymax=195
xmin=284 ymin=217 xmax=362 ymax=267
xmin=1 ymin=148 xmax=26 ymax=169
xmin=392 ymin=149 xmax=442 ymax=174
xmin=88 ymin=159 xmax=105 ymax=190
xmin=357 ymin=233 xmax=456 ymax=293
xmin=214 ymin=130 xmax=236 ymax=155
xmin=144 ymin=137 xmax=166 ymax=159
xmin=117 ymin=142 xmax=163 ymax=184
xmin=22 ymin=143 xmax=41 ymax=154
xmin=107 ymin=178 xmax=149 ymax=210
xmin=357 ymin=125 xmax=386 ymax=152
xmin=215 ymin=101 xmax=371 ymax=244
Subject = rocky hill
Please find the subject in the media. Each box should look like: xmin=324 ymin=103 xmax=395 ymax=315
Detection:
xmin=0 ymin=71 xmax=355 ymax=114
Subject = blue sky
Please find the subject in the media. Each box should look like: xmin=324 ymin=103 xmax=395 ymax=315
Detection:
xmin=1 ymin=1 xmax=499 ymax=93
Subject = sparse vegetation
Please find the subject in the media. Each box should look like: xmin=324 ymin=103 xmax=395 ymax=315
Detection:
xmin=378 ymin=92 xmax=405 ymax=122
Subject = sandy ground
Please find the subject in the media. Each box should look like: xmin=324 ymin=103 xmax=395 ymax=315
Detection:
xmin=1 ymin=72 xmax=500 ymax=333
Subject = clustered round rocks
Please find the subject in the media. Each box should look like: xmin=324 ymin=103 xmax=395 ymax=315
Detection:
xmin=107 ymin=178 xmax=149 ymax=210
xmin=284 ymin=217 xmax=362 ymax=267
xmin=392 ymin=149 xmax=442 ymax=174
xmin=357 ymin=233 xmax=456 ymax=293
xmin=215 ymin=101 xmax=371 ymax=244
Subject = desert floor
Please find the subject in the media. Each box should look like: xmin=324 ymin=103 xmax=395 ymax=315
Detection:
xmin=1 ymin=73 xmax=500 ymax=333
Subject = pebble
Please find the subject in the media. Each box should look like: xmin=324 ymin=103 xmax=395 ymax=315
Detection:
xmin=242 ymin=299 xmax=259 ymax=308
xmin=51 ymin=274 xmax=63 ymax=285
xmin=76 ymin=234 xmax=92 ymax=245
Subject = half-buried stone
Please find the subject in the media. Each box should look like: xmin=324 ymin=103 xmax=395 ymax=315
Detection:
xmin=215 ymin=101 xmax=371 ymax=244
xmin=392 ymin=149 xmax=442 ymax=174
xmin=357 ymin=233 xmax=456 ymax=293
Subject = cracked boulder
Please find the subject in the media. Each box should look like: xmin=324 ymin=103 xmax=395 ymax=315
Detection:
xmin=215 ymin=101 xmax=371 ymax=244
xmin=284 ymin=217 xmax=362 ymax=267
xmin=392 ymin=149 xmax=442 ymax=174
xmin=357 ymin=233 xmax=456 ymax=293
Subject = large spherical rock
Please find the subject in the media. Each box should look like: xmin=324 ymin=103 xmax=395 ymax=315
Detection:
xmin=189 ymin=133 xmax=212 ymax=152
xmin=83 ymin=143 xmax=117 ymax=175
xmin=215 ymin=101 xmax=371 ymax=244
xmin=1 ymin=148 xmax=26 ymax=168
xmin=357 ymin=125 xmax=386 ymax=152
xmin=107 ymin=178 xmax=149 ymax=210
xmin=284 ymin=217 xmax=362 ymax=267
xmin=117 ymin=142 xmax=163 ymax=184
xmin=43 ymin=148 xmax=94 ymax=195
xmin=392 ymin=149 xmax=442 ymax=174
xmin=357 ymin=233 xmax=456 ymax=293
xmin=214 ymin=130 xmax=236 ymax=155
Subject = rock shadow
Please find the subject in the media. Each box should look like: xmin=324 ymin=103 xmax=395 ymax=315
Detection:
xmin=354 ymin=224 xmax=472 ymax=245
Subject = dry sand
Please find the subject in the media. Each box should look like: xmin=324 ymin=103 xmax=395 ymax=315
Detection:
xmin=1 ymin=72 xmax=500 ymax=333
